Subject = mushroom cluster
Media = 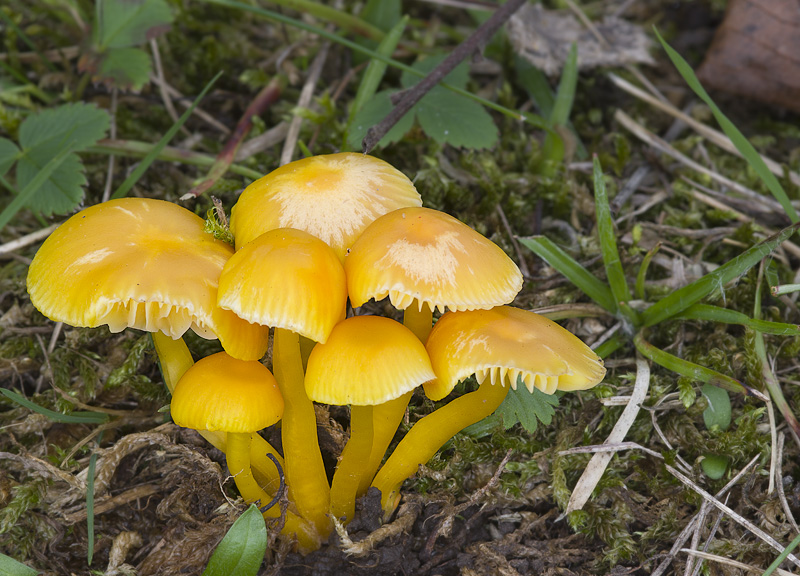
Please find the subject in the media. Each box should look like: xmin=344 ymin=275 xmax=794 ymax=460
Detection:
xmin=26 ymin=152 xmax=605 ymax=551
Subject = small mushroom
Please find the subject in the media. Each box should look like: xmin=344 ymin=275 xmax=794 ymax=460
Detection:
xmin=170 ymin=352 xmax=320 ymax=552
xmin=371 ymin=306 xmax=606 ymax=517
xmin=230 ymin=153 xmax=422 ymax=262
xmin=217 ymin=227 xmax=347 ymax=535
xmin=305 ymin=315 xmax=436 ymax=523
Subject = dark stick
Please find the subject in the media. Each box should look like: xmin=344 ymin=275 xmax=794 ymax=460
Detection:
xmin=258 ymin=453 xmax=286 ymax=514
xmin=361 ymin=0 xmax=527 ymax=154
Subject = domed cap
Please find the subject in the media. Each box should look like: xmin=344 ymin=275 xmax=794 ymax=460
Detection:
xmin=230 ymin=153 xmax=422 ymax=261
xmin=345 ymin=207 xmax=523 ymax=313
xmin=26 ymin=198 xmax=268 ymax=360
xmin=305 ymin=315 xmax=435 ymax=406
xmin=423 ymin=306 xmax=606 ymax=401
xmin=171 ymin=352 xmax=284 ymax=433
xmin=218 ymin=228 xmax=347 ymax=344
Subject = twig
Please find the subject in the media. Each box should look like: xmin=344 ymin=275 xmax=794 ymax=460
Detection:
xmin=280 ymin=42 xmax=330 ymax=166
xmin=102 ymin=88 xmax=118 ymax=203
xmin=149 ymin=38 xmax=183 ymax=128
xmin=566 ymin=356 xmax=650 ymax=513
xmin=666 ymin=464 xmax=800 ymax=569
xmin=182 ymin=78 xmax=283 ymax=199
xmin=0 ymin=224 xmax=59 ymax=255
xmin=683 ymin=549 xmax=794 ymax=576
xmin=362 ymin=0 xmax=527 ymax=153
xmin=234 ymin=122 xmax=290 ymax=161
xmin=776 ymin=432 xmax=800 ymax=532
xmin=615 ymin=109 xmax=787 ymax=216
xmin=609 ymin=73 xmax=800 ymax=188
xmin=259 ymin=454 xmax=286 ymax=513
xmin=149 ymin=75 xmax=231 ymax=134
xmin=495 ymin=204 xmax=531 ymax=278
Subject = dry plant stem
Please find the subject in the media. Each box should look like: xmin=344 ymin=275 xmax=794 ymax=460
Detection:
xmin=183 ymin=78 xmax=283 ymax=199
xmin=371 ymin=381 xmax=508 ymax=519
xmin=151 ymin=333 xmax=285 ymax=491
xmin=330 ymin=405 xmax=374 ymax=523
xmin=566 ymin=357 xmax=650 ymax=513
xmin=148 ymin=74 xmax=230 ymax=134
xmin=0 ymin=223 xmax=59 ymax=255
xmin=609 ymin=73 xmax=800 ymax=188
xmin=280 ymin=42 xmax=330 ymax=166
xmin=273 ymin=327 xmax=331 ymax=536
xmin=362 ymin=0 xmax=527 ymax=153
xmin=615 ymin=109 xmax=786 ymax=214
xmin=101 ymin=88 xmax=118 ymax=203
xmin=149 ymin=38 xmax=182 ymax=128
xmin=776 ymin=433 xmax=800 ymax=532
xmin=683 ymin=550 xmax=794 ymax=576
xmin=666 ymin=464 xmax=800 ymax=569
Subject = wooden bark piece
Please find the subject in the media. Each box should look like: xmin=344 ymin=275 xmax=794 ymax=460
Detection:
xmin=698 ymin=0 xmax=800 ymax=113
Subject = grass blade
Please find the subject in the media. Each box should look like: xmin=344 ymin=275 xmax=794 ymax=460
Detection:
xmin=677 ymin=303 xmax=800 ymax=336
xmin=655 ymin=28 xmax=798 ymax=223
xmin=593 ymin=156 xmax=633 ymax=320
xmin=111 ymin=71 xmax=222 ymax=199
xmin=0 ymin=389 xmax=109 ymax=424
xmin=519 ymin=236 xmax=616 ymax=313
xmin=641 ymin=222 xmax=800 ymax=327
xmin=633 ymin=331 xmax=762 ymax=398
xmin=540 ymin=44 xmax=577 ymax=174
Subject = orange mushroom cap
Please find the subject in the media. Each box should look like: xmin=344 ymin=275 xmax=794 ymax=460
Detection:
xmin=423 ymin=306 xmax=606 ymax=401
xmin=230 ymin=153 xmax=422 ymax=261
xmin=26 ymin=198 xmax=268 ymax=360
xmin=217 ymin=228 xmax=347 ymax=344
xmin=171 ymin=352 xmax=283 ymax=433
xmin=345 ymin=207 xmax=523 ymax=313
xmin=305 ymin=315 xmax=435 ymax=406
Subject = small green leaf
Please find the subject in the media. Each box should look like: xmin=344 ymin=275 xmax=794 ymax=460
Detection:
xmin=701 ymin=383 xmax=731 ymax=431
xmin=96 ymin=0 xmax=173 ymax=50
xmin=203 ymin=505 xmax=267 ymax=576
xmin=0 ymin=553 xmax=38 ymax=576
xmin=17 ymin=152 xmax=88 ymax=216
xmin=98 ymin=47 xmax=153 ymax=91
xmin=701 ymin=454 xmax=729 ymax=480
xmin=400 ymin=54 xmax=469 ymax=90
xmin=415 ymin=87 xmax=498 ymax=149
xmin=0 ymin=138 xmax=20 ymax=177
xmin=347 ymin=90 xmax=414 ymax=150
xmin=495 ymin=379 xmax=559 ymax=433
xmin=677 ymin=378 xmax=696 ymax=409
xmin=360 ymin=0 xmax=401 ymax=32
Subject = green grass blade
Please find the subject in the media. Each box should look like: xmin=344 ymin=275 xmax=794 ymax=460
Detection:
xmin=549 ymin=43 xmax=578 ymax=127
xmin=519 ymin=236 xmax=616 ymax=313
xmin=0 ymin=147 xmax=71 ymax=232
xmin=0 ymin=553 xmax=38 ymax=576
xmin=763 ymin=531 xmax=800 ymax=576
xmin=633 ymin=331 xmax=756 ymax=397
xmin=635 ymin=242 xmax=661 ymax=300
xmin=641 ymin=222 xmax=800 ymax=327
xmin=198 ymin=0 xmax=548 ymax=131
xmin=0 ymin=389 xmax=109 ymax=424
xmin=593 ymin=156 xmax=633 ymax=316
xmin=655 ymin=28 xmax=798 ymax=223
xmin=677 ymin=303 xmax=800 ymax=336
xmin=111 ymin=71 xmax=222 ymax=199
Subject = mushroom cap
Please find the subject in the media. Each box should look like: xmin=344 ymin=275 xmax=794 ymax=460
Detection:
xmin=218 ymin=228 xmax=347 ymax=343
xmin=26 ymin=198 xmax=268 ymax=360
xmin=171 ymin=351 xmax=283 ymax=433
xmin=305 ymin=315 xmax=436 ymax=406
xmin=345 ymin=207 xmax=523 ymax=313
xmin=423 ymin=306 xmax=606 ymax=401
xmin=229 ymin=153 xmax=422 ymax=261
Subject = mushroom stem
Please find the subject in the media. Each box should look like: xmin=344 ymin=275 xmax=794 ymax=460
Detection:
xmin=226 ymin=432 xmax=322 ymax=553
xmin=359 ymin=301 xmax=431 ymax=497
xmin=359 ymin=392 xmax=412 ymax=496
xmin=371 ymin=380 xmax=509 ymax=519
xmin=330 ymin=405 xmax=374 ymax=523
xmin=152 ymin=333 xmax=286 ymax=493
xmin=273 ymin=327 xmax=332 ymax=536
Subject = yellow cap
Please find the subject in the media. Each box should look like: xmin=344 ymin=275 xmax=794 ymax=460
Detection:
xmin=423 ymin=306 xmax=605 ymax=401
xmin=171 ymin=352 xmax=283 ymax=433
xmin=345 ymin=207 xmax=523 ymax=313
xmin=305 ymin=315 xmax=435 ymax=405
xmin=26 ymin=198 xmax=268 ymax=360
xmin=230 ymin=153 xmax=422 ymax=261
xmin=218 ymin=228 xmax=347 ymax=343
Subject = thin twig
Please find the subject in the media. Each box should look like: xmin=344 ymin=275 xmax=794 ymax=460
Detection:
xmin=776 ymin=432 xmax=800 ymax=532
xmin=280 ymin=42 xmax=330 ymax=165
xmin=102 ymin=88 xmax=118 ymax=203
xmin=149 ymin=38 xmax=183 ymax=128
xmin=495 ymin=204 xmax=531 ymax=278
xmin=362 ymin=0 xmax=527 ymax=153
xmin=0 ymin=224 xmax=59 ymax=255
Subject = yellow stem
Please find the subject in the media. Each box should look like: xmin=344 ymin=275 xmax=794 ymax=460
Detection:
xmin=227 ymin=432 xmax=321 ymax=553
xmin=403 ymin=301 xmax=433 ymax=342
xmin=371 ymin=381 xmax=509 ymax=519
xmin=359 ymin=392 xmax=411 ymax=496
xmin=273 ymin=327 xmax=332 ymax=536
xmin=330 ymin=405 xmax=373 ymax=523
